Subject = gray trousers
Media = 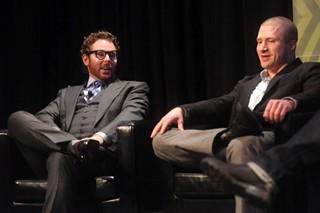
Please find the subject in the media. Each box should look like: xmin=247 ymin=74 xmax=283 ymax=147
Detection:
xmin=152 ymin=127 xmax=274 ymax=213
xmin=7 ymin=111 xmax=99 ymax=213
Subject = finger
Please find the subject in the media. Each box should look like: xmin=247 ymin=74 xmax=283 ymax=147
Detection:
xmin=277 ymin=109 xmax=286 ymax=123
xmin=265 ymin=100 xmax=279 ymax=123
xmin=150 ymin=121 xmax=162 ymax=138
xmin=177 ymin=120 xmax=184 ymax=131
xmin=159 ymin=120 xmax=172 ymax=134
xmin=263 ymin=101 xmax=272 ymax=121
xmin=272 ymin=100 xmax=293 ymax=123
xmin=277 ymin=103 xmax=291 ymax=123
xmin=272 ymin=110 xmax=282 ymax=123
xmin=267 ymin=104 xmax=277 ymax=123
xmin=273 ymin=102 xmax=290 ymax=123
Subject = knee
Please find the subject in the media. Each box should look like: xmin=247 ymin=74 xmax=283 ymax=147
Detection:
xmin=152 ymin=133 xmax=176 ymax=160
xmin=225 ymin=138 xmax=252 ymax=164
xmin=152 ymin=134 xmax=168 ymax=157
xmin=8 ymin=111 xmax=29 ymax=129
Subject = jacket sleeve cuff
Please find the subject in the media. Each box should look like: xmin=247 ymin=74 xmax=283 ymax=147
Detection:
xmin=282 ymin=97 xmax=298 ymax=110
xmin=95 ymin=132 xmax=112 ymax=145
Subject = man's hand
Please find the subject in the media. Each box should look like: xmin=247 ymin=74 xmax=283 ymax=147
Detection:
xmin=263 ymin=99 xmax=295 ymax=123
xmin=80 ymin=134 xmax=104 ymax=144
xmin=150 ymin=107 xmax=185 ymax=138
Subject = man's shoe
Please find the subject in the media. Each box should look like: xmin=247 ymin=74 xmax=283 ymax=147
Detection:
xmin=71 ymin=139 xmax=100 ymax=162
xmin=200 ymin=157 xmax=277 ymax=209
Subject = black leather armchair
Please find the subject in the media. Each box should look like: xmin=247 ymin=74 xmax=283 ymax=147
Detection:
xmin=119 ymin=122 xmax=235 ymax=213
xmin=132 ymin=111 xmax=316 ymax=213
xmin=0 ymin=123 xmax=162 ymax=213
xmin=153 ymin=110 xmax=318 ymax=213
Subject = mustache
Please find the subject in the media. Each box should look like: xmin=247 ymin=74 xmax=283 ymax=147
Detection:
xmin=101 ymin=65 xmax=112 ymax=69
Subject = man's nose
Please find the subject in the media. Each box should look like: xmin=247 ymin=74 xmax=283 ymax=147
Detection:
xmin=103 ymin=53 xmax=111 ymax=61
xmin=260 ymin=43 xmax=267 ymax=52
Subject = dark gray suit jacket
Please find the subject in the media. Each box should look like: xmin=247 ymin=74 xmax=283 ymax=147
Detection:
xmin=182 ymin=59 xmax=320 ymax=136
xmin=35 ymin=78 xmax=149 ymax=151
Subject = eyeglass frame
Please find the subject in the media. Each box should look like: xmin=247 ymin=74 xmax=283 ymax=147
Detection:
xmin=85 ymin=50 xmax=118 ymax=61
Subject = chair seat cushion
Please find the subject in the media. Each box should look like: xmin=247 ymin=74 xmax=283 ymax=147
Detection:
xmin=174 ymin=172 xmax=233 ymax=198
xmin=13 ymin=176 xmax=118 ymax=203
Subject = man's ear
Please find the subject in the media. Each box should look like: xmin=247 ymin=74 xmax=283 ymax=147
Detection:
xmin=82 ymin=54 xmax=89 ymax=66
xmin=288 ymin=40 xmax=297 ymax=51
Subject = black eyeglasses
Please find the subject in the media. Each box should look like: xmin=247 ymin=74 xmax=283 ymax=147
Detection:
xmin=86 ymin=50 xmax=118 ymax=60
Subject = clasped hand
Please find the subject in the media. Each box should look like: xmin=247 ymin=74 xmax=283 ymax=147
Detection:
xmin=80 ymin=134 xmax=104 ymax=144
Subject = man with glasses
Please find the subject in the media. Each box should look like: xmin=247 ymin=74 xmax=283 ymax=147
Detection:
xmin=6 ymin=30 xmax=149 ymax=213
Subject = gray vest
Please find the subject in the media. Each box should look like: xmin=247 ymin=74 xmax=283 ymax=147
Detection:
xmin=68 ymin=89 xmax=104 ymax=139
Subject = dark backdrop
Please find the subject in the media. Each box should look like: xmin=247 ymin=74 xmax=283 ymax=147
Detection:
xmin=0 ymin=0 xmax=292 ymax=129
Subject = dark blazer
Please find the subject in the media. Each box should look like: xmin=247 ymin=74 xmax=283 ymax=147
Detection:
xmin=35 ymin=78 xmax=149 ymax=151
xmin=182 ymin=59 xmax=320 ymax=134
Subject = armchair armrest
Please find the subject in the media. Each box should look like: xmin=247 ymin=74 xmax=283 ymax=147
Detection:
xmin=0 ymin=129 xmax=8 ymax=135
xmin=117 ymin=123 xmax=137 ymax=212
xmin=116 ymin=120 xmax=162 ymax=213
xmin=275 ymin=111 xmax=317 ymax=144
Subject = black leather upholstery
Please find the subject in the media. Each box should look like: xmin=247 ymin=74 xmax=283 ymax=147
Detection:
xmin=174 ymin=172 xmax=231 ymax=198
xmin=2 ymin=111 xmax=317 ymax=213
xmin=12 ymin=176 xmax=118 ymax=203
xmin=0 ymin=122 xmax=163 ymax=213
xmin=0 ymin=125 xmax=136 ymax=213
xmin=136 ymin=111 xmax=316 ymax=213
xmin=158 ymin=161 xmax=235 ymax=213
xmin=120 ymin=122 xmax=235 ymax=213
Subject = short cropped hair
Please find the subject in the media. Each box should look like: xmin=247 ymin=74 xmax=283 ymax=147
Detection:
xmin=261 ymin=16 xmax=298 ymax=43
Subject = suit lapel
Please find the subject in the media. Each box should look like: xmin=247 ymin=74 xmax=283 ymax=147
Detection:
xmin=65 ymin=85 xmax=83 ymax=130
xmin=263 ymin=59 xmax=303 ymax=97
xmin=255 ymin=59 xmax=303 ymax=107
xmin=263 ymin=74 xmax=282 ymax=95
xmin=241 ymin=75 xmax=261 ymax=105
xmin=95 ymin=81 xmax=128 ymax=124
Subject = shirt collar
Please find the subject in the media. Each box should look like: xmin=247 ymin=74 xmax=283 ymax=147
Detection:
xmin=259 ymin=69 xmax=271 ymax=82
xmin=86 ymin=76 xmax=96 ymax=88
xmin=86 ymin=76 xmax=116 ymax=88
xmin=86 ymin=76 xmax=107 ymax=88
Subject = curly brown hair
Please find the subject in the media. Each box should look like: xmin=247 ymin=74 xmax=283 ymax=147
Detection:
xmin=80 ymin=30 xmax=120 ymax=57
